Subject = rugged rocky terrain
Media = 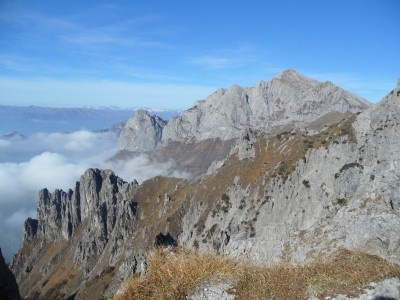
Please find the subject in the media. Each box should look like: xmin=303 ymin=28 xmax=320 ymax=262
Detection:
xmin=10 ymin=70 xmax=400 ymax=299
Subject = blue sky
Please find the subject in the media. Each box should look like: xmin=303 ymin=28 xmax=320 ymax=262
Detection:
xmin=0 ymin=0 xmax=399 ymax=109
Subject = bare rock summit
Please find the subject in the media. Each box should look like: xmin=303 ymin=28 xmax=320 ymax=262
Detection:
xmin=118 ymin=109 xmax=166 ymax=152
xmin=161 ymin=69 xmax=370 ymax=143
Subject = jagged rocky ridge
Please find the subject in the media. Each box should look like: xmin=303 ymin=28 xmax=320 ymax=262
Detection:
xmin=11 ymin=71 xmax=400 ymax=299
xmin=118 ymin=69 xmax=369 ymax=152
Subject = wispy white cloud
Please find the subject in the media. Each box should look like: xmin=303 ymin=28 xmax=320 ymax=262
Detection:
xmin=0 ymin=6 xmax=170 ymax=64
xmin=187 ymin=46 xmax=260 ymax=70
xmin=60 ymin=31 xmax=165 ymax=49
xmin=52 ymin=13 xmax=165 ymax=49
xmin=0 ymin=53 xmax=100 ymax=77
xmin=0 ymin=54 xmax=34 ymax=73
xmin=0 ymin=6 xmax=179 ymax=88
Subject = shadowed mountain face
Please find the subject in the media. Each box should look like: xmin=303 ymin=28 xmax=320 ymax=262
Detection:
xmin=11 ymin=71 xmax=400 ymax=300
xmin=0 ymin=248 xmax=20 ymax=300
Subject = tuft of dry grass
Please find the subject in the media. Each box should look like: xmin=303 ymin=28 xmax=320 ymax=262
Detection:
xmin=112 ymin=248 xmax=400 ymax=300
xmin=113 ymin=247 xmax=241 ymax=300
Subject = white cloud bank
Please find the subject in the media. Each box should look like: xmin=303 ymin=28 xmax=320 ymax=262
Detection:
xmin=0 ymin=130 xmax=187 ymax=262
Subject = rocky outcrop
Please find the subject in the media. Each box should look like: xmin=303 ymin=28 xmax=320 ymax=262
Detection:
xmin=11 ymin=169 xmax=140 ymax=299
xmin=237 ymin=128 xmax=256 ymax=160
xmin=25 ymin=169 xmax=138 ymax=246
xmin=0 ymin=248 xmax=20 ymax=300
xmin=162 ymin=70 xmax=369 ymax=143
xmin=118 ymin=109 xmax=166 ymax=152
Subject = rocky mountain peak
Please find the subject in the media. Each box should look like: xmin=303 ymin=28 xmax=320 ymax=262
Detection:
xmin=372 ymin=77 xmax=400 ymax=114
xmin=22 ymin=168 xmax=139 ymax=244
xmin=272 ymin=69 xmax=319 ymax=88
xmin=118 ymin=109 xmax=166 ymax=152
xmin=227 ymin=83 xmax=245 ymax=95
xmin=160 ymin=70 xmax=370 ymax=144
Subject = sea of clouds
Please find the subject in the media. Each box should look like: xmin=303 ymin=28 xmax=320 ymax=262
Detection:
xmin=0 ymin=130 xmax=186 ymax=262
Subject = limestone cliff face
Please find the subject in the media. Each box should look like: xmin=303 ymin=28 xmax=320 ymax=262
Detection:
xmin=0 ymin=248 xmax=20 ymax=300
xmin=11 ymin=169 xmax=139 ymax=299
xmin=118 ymin=109 xmax=166 ymax=152
xmin=26 ymin=169 xmax=138 ymax=247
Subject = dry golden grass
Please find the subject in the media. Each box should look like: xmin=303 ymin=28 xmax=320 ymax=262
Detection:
xmin=112 ymin=247 xmax=241 ymax=300
xmin=235 ymin=248 xmax=400 ymax=299
xmin=112 ymin=247 xmax=400 ymax=300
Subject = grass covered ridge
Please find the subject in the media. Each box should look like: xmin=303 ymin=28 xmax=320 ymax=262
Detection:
xmin=112 ymin=247 xmax=400 ymax=300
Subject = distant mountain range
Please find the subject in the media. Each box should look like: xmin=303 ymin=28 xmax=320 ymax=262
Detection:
xmin=0 ymin=105 xmax=181 ymax=135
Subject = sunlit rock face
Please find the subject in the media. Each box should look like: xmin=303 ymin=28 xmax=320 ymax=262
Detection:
xmin=118 ymin=109 xmax=166 ymax=152
xmin=162 ymin=69 xmax=369 ymax=143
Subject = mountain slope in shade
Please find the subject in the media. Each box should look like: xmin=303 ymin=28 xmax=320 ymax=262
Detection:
xmin=0 ymin=248 xmax=20 ymax=300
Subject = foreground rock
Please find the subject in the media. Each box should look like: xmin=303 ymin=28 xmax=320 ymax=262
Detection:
xmin=188 ymin=280 xmax=235 ymax=300
xmin=0 ymin=248 xmax=20 ymax=300
xmin=333 ymin=278 xmax=400 ymax=300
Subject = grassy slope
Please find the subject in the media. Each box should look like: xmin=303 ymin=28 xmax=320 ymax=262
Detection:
xmin=112 ymin=247 xmax=400 ymax=300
